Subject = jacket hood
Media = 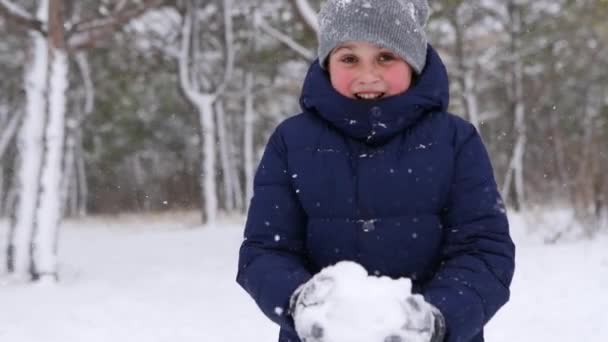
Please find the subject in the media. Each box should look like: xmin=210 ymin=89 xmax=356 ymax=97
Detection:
xmin=299 ymin=45 xmax=450 ymax=145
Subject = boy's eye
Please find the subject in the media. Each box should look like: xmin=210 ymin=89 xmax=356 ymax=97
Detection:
xmin=378 ymin=53 xmax=396 ymax=62
xmin=340 ymin=55 xmax=358 ymax=64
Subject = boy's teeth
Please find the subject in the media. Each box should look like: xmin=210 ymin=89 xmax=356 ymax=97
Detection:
xmin=357 ymin=93 xmax=383 ymax=99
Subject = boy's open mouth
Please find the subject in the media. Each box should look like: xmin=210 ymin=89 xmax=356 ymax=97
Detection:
xmin=355 ymin=92 xmax=385 ymax=100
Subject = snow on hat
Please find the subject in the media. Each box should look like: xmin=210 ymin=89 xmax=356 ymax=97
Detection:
xmin=317 ymin=0 xmax=430 ymax=74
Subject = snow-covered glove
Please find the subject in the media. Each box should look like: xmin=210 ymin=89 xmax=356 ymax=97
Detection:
xmin=289 ymin=274 xmax=335 ymax=342
xmin=393 ymin=294 xmax=446 ymax=342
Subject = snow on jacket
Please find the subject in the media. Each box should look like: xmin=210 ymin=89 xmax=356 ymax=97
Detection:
xmin=237 ymin=45 xmax=515 ymax=342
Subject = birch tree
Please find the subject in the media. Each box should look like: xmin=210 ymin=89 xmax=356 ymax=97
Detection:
xmin=242 ymin=71 xmax=255 ymax=204
xmin=431 ymin=1 xmax=490 ymax=130
xmin=216 ymin=100 xmax=234 ymax=211
xmin=175 ymin=0 xmax=236 ymax=224
xmin=1 ymin=0 xmax=50 ymax=281
xmin=0 ymin=0 xmax=170 ymax=282
xmin=61 ymin=52 xmax=94 ymax=217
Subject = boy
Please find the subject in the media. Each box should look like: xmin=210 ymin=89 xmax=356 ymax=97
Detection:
xmin=237 ymin=1 xmax=515 ymax=341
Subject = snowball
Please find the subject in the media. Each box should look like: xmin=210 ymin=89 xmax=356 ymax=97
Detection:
xmin=294 ymin=261 xmax=432 ymax=342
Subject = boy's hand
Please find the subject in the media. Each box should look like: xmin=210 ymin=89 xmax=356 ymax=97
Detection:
xmin=397 ymin=294 xmax=446 ymax=342
xmin=289 ymin=274 xmax=335 ymax=341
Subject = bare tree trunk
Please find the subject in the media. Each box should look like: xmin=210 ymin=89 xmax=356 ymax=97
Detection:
xmin=61 ymin=53 xmax=93 ymax=217
xmin=76 ymin=142 xmax=88 ymax=216
xmin=216 ymin=99 xmax=234 ymax=212
xmin=0 ymin=166 xmax=6 ymax=273
xmin=227 ymin=125 xmax=244 ymax=212
xmin=577 ymin=84 xmax=603 ymax=236
xmin=243 ymin=72 xmax=255 ymax=205
xmin=177 ymin=0 xmax=237 ymax=225
xmin=501 ymin=2 xmax=526 ymax=211
xmin=463 ymin=68 xmax=480 ymax=130
xmin=131 ymin=154 xmax=146 ymax=211
xmin=0 ymin=168 xmax=3 ymax=218
xmin=447 ymin=10 xmax=481 ymax=130
xmin=9 ymin=0 xmax=49 ymax=280
xmin=549 ymin=107 xmax=570 ymax=202
xmin=32 ymin=0 xmax=69 ymax=282
xmin=75 ymin=52 xmax=93 ymax=217
xmin=198 ymin=95 xmax=217 ymax=225
xmin=501 ymin=79 xmax=527 ymax=210
xmin=0 ymin=104 xmax=6 ymax=219
xmin=61 ymin=119 xmax=76 ymax=216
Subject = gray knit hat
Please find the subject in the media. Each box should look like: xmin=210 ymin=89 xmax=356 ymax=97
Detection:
xmin=317 ymin=0 xmax=430 ymax=74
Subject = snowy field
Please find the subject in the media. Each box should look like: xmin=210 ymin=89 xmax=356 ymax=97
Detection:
xmin=1 ymin=210 xmax=607 ymax=342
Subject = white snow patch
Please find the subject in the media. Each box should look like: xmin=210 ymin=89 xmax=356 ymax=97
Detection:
xmin=406 ymin=2 xmax=416 ymax=21
xmin=335 ymin=0 xmax=353 ymax=7
xmin=0 ymin=210 xmax=606 ymax=342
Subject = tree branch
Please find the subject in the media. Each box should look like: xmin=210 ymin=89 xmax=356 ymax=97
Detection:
xmin=67 ymin=0 xmax=172 ymax=50
xmin=178 ymin=3 xmax=209 ymax=105
xmin=290 ymin=0 xmax=318 ymax=34
xmin=0 ymin=0 xmax=44 ymax=33
xmin=214 ymin=0 xmax=235 ymax=96
xmin=254 ymin=11 xmax=314 ymax=61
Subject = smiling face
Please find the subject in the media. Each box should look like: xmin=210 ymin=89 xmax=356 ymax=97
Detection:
xmin=327 ymin=41 xmax=414 ymax=100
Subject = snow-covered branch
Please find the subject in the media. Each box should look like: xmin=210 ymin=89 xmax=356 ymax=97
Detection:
xmin=254 ymin=11 xmax=314 ymax=61
xmin=215 ymin=0 xmax=235 ymax=96
xmin=0 ymin=0 xmax=31 ymax=20
xmin=291 ymin=0 xmax=319 ymax=33
xmin=0 ymin=0 xmax=44 ymax=32
xmin=75 ymin=53 xmax=95 ymax=118
xmin=68 ymin=0 xmax=170 ymax=50
xmin=178 ymin=7 xmax=199 ymax=103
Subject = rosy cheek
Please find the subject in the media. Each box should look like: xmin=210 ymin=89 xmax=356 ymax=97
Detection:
xmin=384 ymin=69 xmax=411 ymax=94
xmin=330 ymin=70 xmax=356 ymax=98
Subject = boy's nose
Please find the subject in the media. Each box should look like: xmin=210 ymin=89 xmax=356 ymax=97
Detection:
xmin=357 ymin=65 xmax=382 ymax=84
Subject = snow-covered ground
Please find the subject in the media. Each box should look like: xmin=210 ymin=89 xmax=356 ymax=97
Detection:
xmin=0 ymin=210 xmax=607 ymax=342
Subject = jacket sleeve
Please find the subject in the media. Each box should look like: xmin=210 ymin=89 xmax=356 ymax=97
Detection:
xmin=236 ymin=127 xmax=312 ymax=334
xmin=422 ymin=123 xmax=515 ymax=342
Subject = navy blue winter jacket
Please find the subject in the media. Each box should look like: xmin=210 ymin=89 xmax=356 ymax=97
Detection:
xmin=237 ymin=45 xmax=515 ymax=342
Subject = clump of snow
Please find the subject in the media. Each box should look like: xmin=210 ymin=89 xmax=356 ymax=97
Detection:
xmin=335 ymin=0 xmax=353 ymax=7
xmin=293 ymin=261 xmax=433 ymax=342
xmin=407 ymin=2 xmax=416 ymax=21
